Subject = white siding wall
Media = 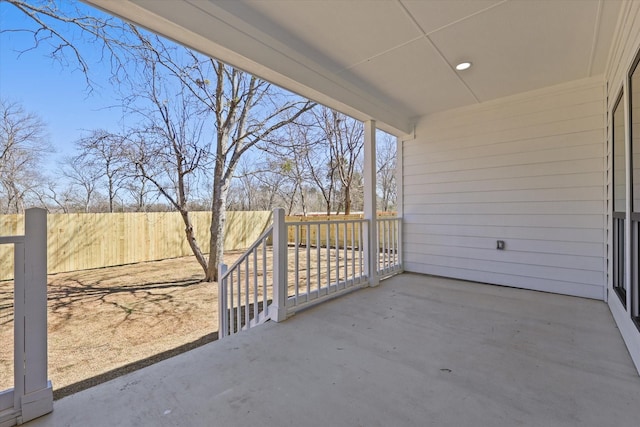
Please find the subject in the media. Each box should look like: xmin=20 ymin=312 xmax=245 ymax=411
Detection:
xmin=403 ymin=76 xmax=606 ymax=299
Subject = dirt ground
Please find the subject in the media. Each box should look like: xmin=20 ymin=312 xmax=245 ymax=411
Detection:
xmin=0 ymin=244 xmax=369 ymax=399
xmin=0 ymin=253 xmax=244 ymax=399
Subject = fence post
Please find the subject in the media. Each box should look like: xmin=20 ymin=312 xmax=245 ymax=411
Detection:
xmin=20 ymin=208 xmax=53 ymax=423
xmin=218 ymin=263 xmax=228 ymax=339
xmin=270 ymin=208 xmax=287 ymax=322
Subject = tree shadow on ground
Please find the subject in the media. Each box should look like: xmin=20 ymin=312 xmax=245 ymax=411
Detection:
xmin=0 ymin=277 xmax=204 ymax=326
xmin=47 ymin=277 xmax=203 ymax=324
xmin=52 ymin=332 xmax=219 ymax=400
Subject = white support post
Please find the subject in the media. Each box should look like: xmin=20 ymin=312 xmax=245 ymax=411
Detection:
xmin=364 ymin=120 xmax=379 ymax=287
xmin=13 ymin=239 xmax=25 ymax=413
xmin=396 ymin=136 xmax=404 ymax=271
xmin=395 ymin=136 xmax=404 ymax=218
xmin=271 ymin=208 xmax=288 ymax=322
xmin=19 ymin=208 xmax=53 ymax=424
xmin=218 ymin=264 xmax=228 ymax=339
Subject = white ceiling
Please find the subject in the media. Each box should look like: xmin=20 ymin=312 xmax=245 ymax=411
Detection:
xmin=85 ymin=0 xmax=623 ymax=136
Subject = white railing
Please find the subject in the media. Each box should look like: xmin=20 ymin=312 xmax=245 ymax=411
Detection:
xmin=217 ymin=226 xmax=275 ymax=338
xmin=285 ymin=218 xmax=368 ymax=313
xmin=217 ymin=209 xmax=402 ymax=338
xmin=377 ymin=217 xmax=403 ymax=278
xmin=0 ymin=208 xmax=52 ymax=426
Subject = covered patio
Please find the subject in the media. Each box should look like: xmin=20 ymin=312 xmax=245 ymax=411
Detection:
xmin=4 ymin=0 xmax=640 ymax=425
xmin=26 ymin=273 xmax=640 ymax=426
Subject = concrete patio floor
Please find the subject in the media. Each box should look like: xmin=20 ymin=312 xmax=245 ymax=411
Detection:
xmin=27 ymin=273 xmax=640 ymax=427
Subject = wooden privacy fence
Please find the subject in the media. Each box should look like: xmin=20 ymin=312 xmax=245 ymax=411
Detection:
xmin=285 ymin=213 xmax=398 ymax=249
xmin=0 ymin=211 xmax=397 ymax=280
xmin=0 ymin=211 xmax=272 ymax=280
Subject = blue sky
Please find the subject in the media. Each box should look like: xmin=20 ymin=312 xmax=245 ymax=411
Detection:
xmin=0 ymin=1 xmax=126 ymax=166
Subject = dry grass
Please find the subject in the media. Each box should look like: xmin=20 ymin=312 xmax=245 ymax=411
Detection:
xmin=0 ymin=244 xmax=383 ymax=399
xmin=0 ymin=253 xmax=245 ymax=398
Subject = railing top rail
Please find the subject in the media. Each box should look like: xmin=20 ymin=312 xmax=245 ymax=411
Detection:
xmin=286 ymin=218 xmax=369 ymax=227
xmin=0 ymin=235 xmax=25 ymax=245
xmin=220 ymin=224 xmax=273 ymax=281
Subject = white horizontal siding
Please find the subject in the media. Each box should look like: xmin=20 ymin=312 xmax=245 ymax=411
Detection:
xmin=403 ymin=76 xmax=606 ymax=299
xmin=407 ymin=158 xmax=603 ymax=185
xmin=408 ymin=223 xmax=603 ymax=244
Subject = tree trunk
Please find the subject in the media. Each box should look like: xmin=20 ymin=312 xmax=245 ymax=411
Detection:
xmin=344 ymin=186 xmax=351 ymax=215
xmin=206 ymin=157 xmax=229 ymax=282
xmin=180 ymin=209 xmax=208 ymax=276
xmin=300 ymin=183 xmax=307 ymax=216
xmin=108 ymin=178 xmax=114 ymax=213
xmin=206 ymin=188 xmax=227 ymax=282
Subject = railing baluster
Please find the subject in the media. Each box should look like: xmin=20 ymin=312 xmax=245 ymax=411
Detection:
xmin=253 ymin=249 xmax=258 ymax=323
xmin=358 ymin=222 xmax=364 ymax=281
xmin=380 ymin=220 xmax=384 ymax=274
xmin=383 ymin=220 xmax=388 ymax=273
xmin=387 ymin=220 xmax=392 ymax=272
xmin=392 ymin=220 xmax=398 ymax=271
xmin=335 ymin=222 xmax=340 ymax=290
xmin=382 ymin=219 xmax=386 ymax=272
xmin=295 ymin=224 xmax=300 ymax=303
xmin=244 ymin=258 xmax=249 ymax=329
xmin=388 ymin=220 xmax=392 ymax=272
xmin=237 ymin=267 xmax=242 ymax=333
xmin=343 ymin=222 xmax=348 ymax=287
xmin=378 ymin=219 xmax=382 ymax=274
xmin=262 ymin=238 xmax=268 ymax=317
xmin=326 ymin=223 xmax=331 ymax=292
xmin=306 ymin=223 xmax=311 ymax=300
xmin=351 ymin=221 xmax=356 ymax=284
xmin=229 ymin=270 xmax=234 ymax=335
xmin=398 ymin=219 xmax=402 ymax=270
xmin=316 ymin=223 xmax=321 ymax=296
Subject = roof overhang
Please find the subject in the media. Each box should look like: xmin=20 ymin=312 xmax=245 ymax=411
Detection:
xmin=83 ymin=0 xmax=624 ymax=137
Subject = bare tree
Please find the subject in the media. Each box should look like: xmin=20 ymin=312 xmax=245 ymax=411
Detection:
xmin=377 ymin=133 xmax=397 ymax=212
xmin=260 ymin=116 xmax=320 ymax=215
xmin=74 ymin=129 xmax=129 ymax=212
xmin=0 ymin=99 xmax=51 ymax=213
xmin=122 ymin=174 xmax=157 ymax=212
xmin=60 ymin=154 xmax=102 ymax=212
xmin=313 ymin=107 xmax=364 ymax=215
xmin=36 ymin=181 xmax=75 ymax=213
xmin=126 ymin=63 xmax=213 ymax=276
xmin=228 ymin=160 xmax=273 ymax=211
xmin=2 ymin=0 xmax=135 ymax=89
xmin=128 ymin=30 xmax=315 ymax=281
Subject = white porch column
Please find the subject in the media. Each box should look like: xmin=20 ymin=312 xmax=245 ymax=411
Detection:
xmin=19 ymin=208 xmax=53 ymax=424
xmin=395 ymin=136 xmax=403 ymax=218
xmin=364 ymin=120 xmax=379 ymax=287
xmin=271 ymin=208 xmax=288 ymax=322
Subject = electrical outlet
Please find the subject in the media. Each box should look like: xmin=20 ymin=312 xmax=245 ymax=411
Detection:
xmin=496 ymin=240 xmax=505 ymax=250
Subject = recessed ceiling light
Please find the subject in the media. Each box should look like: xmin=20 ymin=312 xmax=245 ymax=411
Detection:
xmin=455 ymin=62 xmax=472 ymax=71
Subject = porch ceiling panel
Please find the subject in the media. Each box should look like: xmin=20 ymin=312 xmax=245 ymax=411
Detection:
xmin=214 ymin=0 xmax=423 ymax=74
xmin=83 ymin=0 xmax=623 ymax=136
xmin=340 ymin=37 xmax=478 ymax=116
xmin=428 ymin=0 xmax=615 ymax=102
